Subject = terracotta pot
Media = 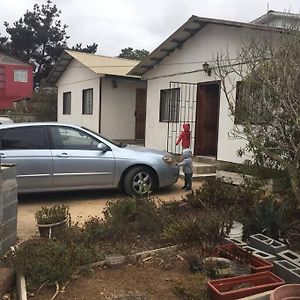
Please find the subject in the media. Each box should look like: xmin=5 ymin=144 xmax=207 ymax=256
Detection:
xmin=270 ymin=284 xmax=300 ymax=300
xmin=208 ymin=271 xmax=285 ymax=300
xmin=37 ymin=219 xmax=67 ymax=238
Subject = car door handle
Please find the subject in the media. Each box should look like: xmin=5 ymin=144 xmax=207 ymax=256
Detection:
xmin=57 ymin=153 xmax=69 ymax=158
xmin=0 ymin=153 xmax=6 ymax=158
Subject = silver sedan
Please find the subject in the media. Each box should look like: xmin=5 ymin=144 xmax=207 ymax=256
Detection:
xmin=0 ymin=123 xmax=179 ymax=196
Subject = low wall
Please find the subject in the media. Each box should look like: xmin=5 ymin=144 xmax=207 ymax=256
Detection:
xmin=0 ymin=164 xmax=18 ymax=254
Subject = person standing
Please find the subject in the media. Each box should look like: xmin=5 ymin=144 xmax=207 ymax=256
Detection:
xmin=178 ymin=148 xmax=193 ymax=191
xmin=176 ymin=123 xmax=191 ymax=149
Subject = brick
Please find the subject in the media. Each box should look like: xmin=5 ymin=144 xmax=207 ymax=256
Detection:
xmin=249 ymin=233 xmax=287 ymax=255
xmin=242 ymin=245 xmax=276 ymax=262
xmin=273 ymin=260 xmax=300 ymax=284
xmin=277 ymin=250 xmax=300 ymax=267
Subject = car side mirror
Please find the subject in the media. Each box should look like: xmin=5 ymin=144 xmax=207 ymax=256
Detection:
xmin=97 ymin=142 xmax=109 ymax=152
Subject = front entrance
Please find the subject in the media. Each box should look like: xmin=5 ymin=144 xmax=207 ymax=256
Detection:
xmin=194 ymin=82 xmax=220 ymax=156
xmin=135 ymin=88 xmax=147 ymax=140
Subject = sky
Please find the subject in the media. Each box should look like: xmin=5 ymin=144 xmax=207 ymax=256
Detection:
xmin=1 ymin=0 xmax=300 ymax=56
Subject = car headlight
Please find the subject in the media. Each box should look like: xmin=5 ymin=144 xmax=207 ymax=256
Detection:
xmin=163 ymin=155 xmax=177 ymax=165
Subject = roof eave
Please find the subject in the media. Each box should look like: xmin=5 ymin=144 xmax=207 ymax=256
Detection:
xmin=129 ymin=15 xmax=286 ymax=77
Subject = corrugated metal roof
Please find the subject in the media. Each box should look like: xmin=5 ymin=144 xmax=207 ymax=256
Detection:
xmin=0 ymin=52 xmax=30 ymax=66
xmin=47 ymin=50 xmax=139 ymax=85
xmin=251 ymin=10 xmax=300 ymax=24
xmin=128 ymin=15 xmax=285 ymax=77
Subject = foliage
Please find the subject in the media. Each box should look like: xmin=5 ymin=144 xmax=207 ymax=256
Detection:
xmin=214 ymin=25 xmax=300 ymax=206
xmin=103 ymin=197 xmax=162 ymax=239
xmin=10 ymin=240 xmax=77 ymax=288
xmin=118 ymin=47 xmax=149 ymax=61
xmin=172 ymin=273 xmax=209 ymax=300
xmin=163 ymin=210 xmax=232 ymax=252
xmin=0 ymin=0 xmax=98 ymax=86
xmin=35 ymin=205 xmax=70 ymax=225
xmin=69 ymin=42 xmax=98 ymax=54
xmin=82 ymin=216 xmax=109 ymax=242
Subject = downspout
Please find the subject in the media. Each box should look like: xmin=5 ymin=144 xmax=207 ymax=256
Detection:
xmin=98 ymin=77 xmax=102 ymax=133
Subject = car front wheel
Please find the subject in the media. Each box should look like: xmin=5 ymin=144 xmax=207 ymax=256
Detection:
xmin=124 ymin=167 xmax=154 ymax=197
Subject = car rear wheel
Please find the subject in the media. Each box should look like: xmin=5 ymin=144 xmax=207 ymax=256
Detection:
xmin=124 ymin=167 xmax=154 ymax=197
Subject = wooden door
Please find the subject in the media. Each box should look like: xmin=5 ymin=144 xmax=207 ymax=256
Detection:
xmin=194 ymin=83 xmax=220 ymax=156
xmin=135 ymin=88 xmax=147 ymax=140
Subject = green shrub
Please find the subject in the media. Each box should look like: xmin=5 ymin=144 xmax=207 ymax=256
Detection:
xmin=172 ymin=273 xmax=209 ymax=300
xmin=163 ymin=210 xmax=232 ymax=252
xmin=103 ymin=198 xmax=162 ymax=239
xmin=10 ymin=240 xmax=77 ymax=288
xmin=35 ymin=205 xmax=71 ymax=225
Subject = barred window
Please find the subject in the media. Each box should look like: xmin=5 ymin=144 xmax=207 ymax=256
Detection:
xmin=82 ymin=88 xmax=93 ymax=115
xmin=159 ymin=88 xmax=180 ymax=122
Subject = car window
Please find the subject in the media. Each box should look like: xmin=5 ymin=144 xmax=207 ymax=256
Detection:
xmin=50 ymin=126 xmax=99 ymax=150
xmin=0 ymin=126 xmax=47 ymax=149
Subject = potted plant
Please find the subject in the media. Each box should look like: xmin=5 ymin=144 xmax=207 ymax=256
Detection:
xmin=35 ymin=205 xmax=71 ymax=238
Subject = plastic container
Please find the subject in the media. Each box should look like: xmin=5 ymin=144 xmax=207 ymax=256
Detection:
xmin=270 ymin=284 xmax=300 ymax=300
xmin=228 ymin=221 xmax=243 ymax=242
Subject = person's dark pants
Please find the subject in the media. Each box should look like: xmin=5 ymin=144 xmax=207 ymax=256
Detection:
xmin=184 ymin=173 xmax=193 ymax=190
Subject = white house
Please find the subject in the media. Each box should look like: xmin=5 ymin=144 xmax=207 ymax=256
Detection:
xmin=48 ymin=50 xmax=147 ymax=140
xmin=129 ymin=11 xmax=298 ymax=164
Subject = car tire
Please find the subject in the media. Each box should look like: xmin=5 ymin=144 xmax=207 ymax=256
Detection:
xmin=124 ymin=167 xmax=154 ymax=197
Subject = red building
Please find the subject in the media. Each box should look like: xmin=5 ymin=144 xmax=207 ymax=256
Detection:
xmin=0 ymin=53 xmax=33 ymax=110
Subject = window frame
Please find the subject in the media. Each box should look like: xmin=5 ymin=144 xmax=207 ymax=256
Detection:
xmin=14 ymin=69 xmax=28 ymax=83
xmin=159 ymin=88 xmax=180 ymax=123
xmin=63 ymin=92 xmax=71 ymax=115
xmin=82 ymin=88 xmax=93 ymax=115
xmin=0 ymin=126 xmax=48 ymax=150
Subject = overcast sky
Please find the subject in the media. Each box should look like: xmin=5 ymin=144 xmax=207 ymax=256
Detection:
xmin=1 ymin=0 xmax=300 ymax=56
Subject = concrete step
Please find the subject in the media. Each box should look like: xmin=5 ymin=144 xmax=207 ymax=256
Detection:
xmin=179 ymin=171 xmax=216 ymax=182
xmin=193 ymin=155 xmax=217 ymax=165
xmin=193 ymin=162 xmax=216 ymax=174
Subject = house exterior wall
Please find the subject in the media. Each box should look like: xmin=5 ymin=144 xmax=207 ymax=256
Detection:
xmin=142 ymin=24 xmax=265 ymax=164
xmin=100 ymin=77 xmax=146 ymax=140
xmin=57 ymin=59 xmax=101 ymax=132
xmin=0 ymin=64 xmax=33 ymax=110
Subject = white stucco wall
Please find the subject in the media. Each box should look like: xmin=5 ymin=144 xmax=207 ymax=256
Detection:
xmin=57 ymin=59 xmax=100 ymax=132
xmin=57 ymin=60 xmax=146 ymax=140
xmin=142 ymin=23 xmax=265 ymax=164
xmin=100 ymin=78 xmax=146 ymax=140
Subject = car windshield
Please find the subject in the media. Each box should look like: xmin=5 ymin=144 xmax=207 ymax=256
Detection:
xmin=81 ymin=127 xmax=127 ymax=148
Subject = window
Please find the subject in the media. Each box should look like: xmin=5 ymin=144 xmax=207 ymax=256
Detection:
xmin=0 ymin=127 xmax=47 ymax=149
xmin=50 ymin=126 xmax=99 ymax=150
xmin=235 ymin=81 xmax=272 ymax=125
xmin=82 ymin=89 xmax=93 ymax=114
xmin=159 ymin=88 xmax=180 ymax=122
xmin=63 ymin=92 xmax=71 ymax=114
xmin=14 ymin=69 xmax=28 ymax=82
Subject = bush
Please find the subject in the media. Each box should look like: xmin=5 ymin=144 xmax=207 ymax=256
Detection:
xmin=163 ymin=210 xmax=232 ymax=252
xmin=35 ymin=205 xmax=71 ymax=225
xmin=10 ymin=240 xmax=77 ymax=288
xmin=103 ymin=198 xmax=162 ymax=239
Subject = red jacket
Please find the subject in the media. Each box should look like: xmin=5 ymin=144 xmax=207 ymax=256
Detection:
xmin=176 ymin=123 xmax=191 ymax=149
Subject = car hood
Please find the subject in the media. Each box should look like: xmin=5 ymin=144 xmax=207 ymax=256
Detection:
xmin=124 ymin=144 xmax=171 ymax=157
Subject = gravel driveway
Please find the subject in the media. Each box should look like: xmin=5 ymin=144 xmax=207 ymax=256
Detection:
xmin=17 ymin=178 xmax=202 ymax=241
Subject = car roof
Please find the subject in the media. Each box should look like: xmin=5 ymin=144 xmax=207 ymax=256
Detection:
xmin=0 ymin=122 xmax=82 ymax=130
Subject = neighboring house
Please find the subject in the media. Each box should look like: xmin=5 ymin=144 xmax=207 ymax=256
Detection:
xmin=0 ymin=53 xmax=33 ymax=110
xmin=129 ymin=12 xmax=297 ymax=164
xmin=47 ymin=50 xmax=147 ymax=141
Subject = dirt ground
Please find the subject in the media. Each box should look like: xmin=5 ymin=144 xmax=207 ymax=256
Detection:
xmin=17 ymin=179 xmax=202 ymax=241
xmin=31 ymin=252 xmax=209 ymax=300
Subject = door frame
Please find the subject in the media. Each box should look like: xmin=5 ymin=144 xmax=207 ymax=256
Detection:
xmin=135 ymin=88 xmax=147 ymax=140
xmin=194 ymin=80 xmax=221 ymax=157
